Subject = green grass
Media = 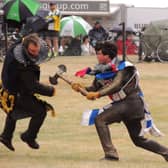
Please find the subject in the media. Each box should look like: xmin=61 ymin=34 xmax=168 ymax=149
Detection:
xmin=0 ymin=56 xmax=168 ymax=168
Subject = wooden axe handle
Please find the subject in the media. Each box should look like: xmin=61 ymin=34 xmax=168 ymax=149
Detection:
xmin=75 ymin=87 xmax=88 ymax=96
xmin=58 ymin=74 xmax=72 ymax=85
xmin=58 ymin=74 xmax=88 ymax=96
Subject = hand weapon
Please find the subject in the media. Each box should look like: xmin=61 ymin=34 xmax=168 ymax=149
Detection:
xmin=49 ymin=64 xmax=88 ymax=96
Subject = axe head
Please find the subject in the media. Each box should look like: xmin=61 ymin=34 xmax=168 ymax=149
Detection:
xmin=49 ymin=64 xmax=67 ymax=85
xmin=58 ymin=64 xmax=67 ymax=73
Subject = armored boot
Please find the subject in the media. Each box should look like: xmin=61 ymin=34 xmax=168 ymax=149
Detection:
xmin=143 ymin=140 xmax=168 ymax=162
xmin=129 ymin=134 xmax=168 ymax=162
xmin=95 ymin=125 xmax=119 ymax=161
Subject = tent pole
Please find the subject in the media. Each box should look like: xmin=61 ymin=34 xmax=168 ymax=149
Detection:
xmin=4 ymin=23 xmax=8 ymax=55
xmin=119 ymin=22 xmax=126 ymax=61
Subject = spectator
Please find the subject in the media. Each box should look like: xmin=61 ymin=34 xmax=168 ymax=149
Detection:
xmin=63 ymin=36 xmax=81 ymax=56
xmin=45 ymin=2 xmax=61 ymax=57
xmin=11 ymin=28 xmax=21 ymax=43
xmin=81 ymin=35 xmax=95 ymax=56
xmin=88 ymin=21 xmax=108 ymax=47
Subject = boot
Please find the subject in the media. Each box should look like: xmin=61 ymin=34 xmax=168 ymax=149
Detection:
xmin=95 ymin=125 xmax=119 ymax=161
xmin=129 ymin=135 xmax=168 ymax=162
xmin=19 ymin=111 xmax=46 ymax=149
xmin=162 ymin=154 xmax=168 ymax=161
xmin=0 ymin=135 xmax=15 ymax=151
xmin=20 ymin=133 xmax=39 ymax=149
xmin=0 ymin=115 xmax=16 ymax=151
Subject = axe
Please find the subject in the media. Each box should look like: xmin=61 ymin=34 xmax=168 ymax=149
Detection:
xmin=49 ymin=64 xmax=88 ymax=96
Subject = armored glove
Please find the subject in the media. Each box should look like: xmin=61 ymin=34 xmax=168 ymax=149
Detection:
xmin=71 ymin=83 xmax=85 ymax=92
xmin=86 ymin=91 xmax=100 ymax=100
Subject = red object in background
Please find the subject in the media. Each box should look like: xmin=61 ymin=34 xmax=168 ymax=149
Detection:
xmin=116 ymin=39 xmax=138 ymax=55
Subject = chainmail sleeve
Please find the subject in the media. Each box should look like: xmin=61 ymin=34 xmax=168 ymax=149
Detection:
xmin=99 ymin=66 xmax=138 ymax=97
xmin=99 ymin=70 xmax=123 ymax=97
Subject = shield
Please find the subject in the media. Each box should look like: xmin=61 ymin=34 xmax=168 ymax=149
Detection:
xmin=3 ymin=0 xmax=40 ymax=24
xmin=60 ymin=15 xmax=92 ymax=37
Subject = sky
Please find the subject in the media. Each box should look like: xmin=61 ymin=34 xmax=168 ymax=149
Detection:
xmin=110 ymin=0 xmax=168 ymax=8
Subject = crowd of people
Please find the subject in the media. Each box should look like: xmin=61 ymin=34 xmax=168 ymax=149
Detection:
xmin=58 ymin=20 xmax=109 ymax=56
xmin=1 ymin=2 xmax=111 ymax=57
xmin=1 ymin=2 xmax=140 ymax=58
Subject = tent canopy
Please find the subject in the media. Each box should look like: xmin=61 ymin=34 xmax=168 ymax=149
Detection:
xmin=144 ymin=20 xmax=168 ymax=35
xmin=143 ymin=19 xmax=168 ymax=47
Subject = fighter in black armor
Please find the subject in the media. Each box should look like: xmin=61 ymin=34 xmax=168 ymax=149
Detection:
xmin=0 ymin=33 xmax=55 ymax=151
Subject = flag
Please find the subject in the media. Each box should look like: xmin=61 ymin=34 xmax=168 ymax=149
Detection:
xmin=95 ymin=71 xmax=116 ymax=80
xmin=139 ymin=110 xmax=164 ymax=137
xmin=81 ymin=107 xmax=164 ymax=138
xmin=95 ymin=60 xmax=133 ymax=80
xmin=118 ymin=60 xmax=133 ymax=70
xmin=81 ymin=109 xmax=103 ymax=126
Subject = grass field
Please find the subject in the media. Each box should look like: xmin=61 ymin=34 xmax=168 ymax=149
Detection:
xmin=0 ymin=56 xmax=168 ymax=168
